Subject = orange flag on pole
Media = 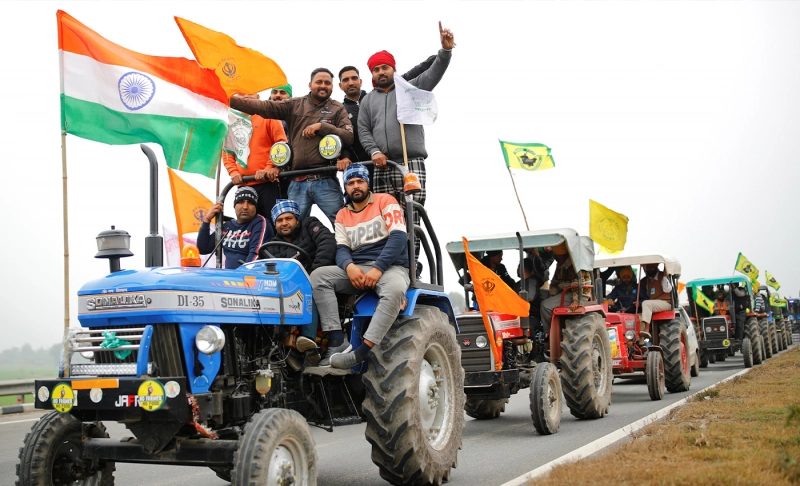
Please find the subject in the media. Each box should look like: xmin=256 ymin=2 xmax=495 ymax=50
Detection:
xmin=462 ymin=237 xmax=530 ymax=370
xmin=175 ymin=17 xmax=287 ymax=97
xmin=168 ymin=168 xmax=214 ymax=251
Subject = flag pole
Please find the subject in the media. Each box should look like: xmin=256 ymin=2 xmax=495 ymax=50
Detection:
xmin=61 ymin=131 xmax=70 ymax=332
xmin=506 ymin=166 xmax=529 ymax=230
xmin=400 ymin=124 xmax=409 ymax=168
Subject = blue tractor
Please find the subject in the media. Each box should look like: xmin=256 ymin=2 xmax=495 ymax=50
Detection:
xmin=17 ymin=148 xmax=464 ymax=486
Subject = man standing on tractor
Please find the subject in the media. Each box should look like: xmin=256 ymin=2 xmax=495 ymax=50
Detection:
xmin=310 ymin=164 xmax=410 ymax=369
xmin=197 ymin=186 xmax=271 ymax=269
xmin=639 ymin=263 xmax=673 ymax=342
xmin=732 ymin=283 xmax=750 ymax=344
xmin=222 ymin=93 xmax=287 ymax=225
xmin=269 ymin=84 xmax=293 ymax=198
xmin=539 ymin=245 xmax=593 ymax=329
xmin=603 ymin=266 xmax=645 ymax=313
xmin=267 ymin=199 xmax=337 ymax=370
xmin=516 ymin=257 xmax=543 ymax=333
xmin=230 ymin=69 xmax=354 ymax=226
xmin=713 ymin=289 xmax=729 ymax=316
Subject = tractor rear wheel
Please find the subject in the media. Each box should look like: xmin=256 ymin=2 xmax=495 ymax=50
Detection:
xmin=660 ymin=319 xmax=690 ymax=393
xmin=742 ymin=338 xmax=753 ymax=368
xmin=646 ymin=351 xmax=665 ymax=401
xmin=690 ymin=350 xmax=700 ymax=377
xmin=464 ymin=398 xmax=507 ymax=420
xmin=769 ymin=321 xmax=779 ymax=354
xmin=760 ymin=319 xmax=773 ymax=359
xmin=362 ymin=305 xmax=465 ymax=486
xmin=232 ymin=408 xmax=317 ymax=486
xmin=559 ymin=313 xmax=612 ymax=419
xmin=16 ymin=411 xmax=115 ymax=486
xmin=759 ymin=335 xmax=766 ymax=362
xmin=746 ymin=318 xmax=762 ymax=365
xmin=709 ymin=353 xmax=717 ymax=364
xmin=530 ymin=363 xmax=562 ymax=435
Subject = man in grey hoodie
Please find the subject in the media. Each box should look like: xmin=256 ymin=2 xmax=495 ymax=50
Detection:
xmin=357 ymin=22 xmax=455 ymax=235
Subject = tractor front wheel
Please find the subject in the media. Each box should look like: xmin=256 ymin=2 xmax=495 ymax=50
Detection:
xmin=464 ymin=398 xmax=507 ymax=420
xmin=530 ymin=362 xmax=562 ymax=435
xmin=760 ymin=319 xmax=773 ymax=359
xmin=559 ymin=313 xmax=612 ymax=419
xmin=746 ymin=318 xmax=762 ymax=365
xmin=362 ymin=305 xmax=465 ymax=486
xmin=690 ymin=350 xmax=700 ymax=377
xmin=660 ymin=319 xmax=690 ymax=393
xmin=646 ymin=351 xmax=665 ymax=401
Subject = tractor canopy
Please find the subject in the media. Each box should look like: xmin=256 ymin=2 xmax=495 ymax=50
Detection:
xmin=686 ymin=275 xmax=753 ymax=296
xmin=445 ymin=228 xmax=595 ymax=274
xmin=594 ymin=253 xmax=681 ymax=278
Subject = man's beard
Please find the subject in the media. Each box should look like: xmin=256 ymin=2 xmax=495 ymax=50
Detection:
xmin=349 ymin=190 xmax=368 ymax=203
xmin=312 ymin=89 xmax=330 ymax=102
xmin=375 ymin=76 xmax=393 ymax=89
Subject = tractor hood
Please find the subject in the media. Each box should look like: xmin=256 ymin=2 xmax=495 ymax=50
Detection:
xmin=77 ymin=259 xmax=313 ymax=328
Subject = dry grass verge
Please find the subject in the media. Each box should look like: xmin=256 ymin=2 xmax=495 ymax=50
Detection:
xmin=531 ymin=346 xmax=800 ymax=485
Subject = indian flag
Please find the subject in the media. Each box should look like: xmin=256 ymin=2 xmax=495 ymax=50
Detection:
xmin=57 ymin=10 xmax=229 ymax=178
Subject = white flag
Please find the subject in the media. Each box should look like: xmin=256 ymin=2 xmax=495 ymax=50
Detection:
xmin=394 ymin=74 xmax=438 ymax=125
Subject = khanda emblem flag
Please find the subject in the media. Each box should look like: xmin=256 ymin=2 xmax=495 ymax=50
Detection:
xmin=481 ymin=279 xmax=497 ymax=293
xmin=222 ymin=62 xmax=236 ymax=78
xmin=734 ymin=253 xmax=759 ymax=283
xmin=765 ymin=271 xmax=780 ymax=290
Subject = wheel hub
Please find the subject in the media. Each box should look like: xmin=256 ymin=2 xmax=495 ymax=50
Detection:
xmin=418 ymin=344 xmax=452 ymax=449
xmin=269 ymin=445 xmax=297 ymax=486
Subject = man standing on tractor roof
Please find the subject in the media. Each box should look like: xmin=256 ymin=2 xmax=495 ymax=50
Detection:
xmin=311 ymin=164 xmax=410 ymax=369
xmin=732 ymin=283 xmax=750 ymax=344
xmin=230 ymin=69 xmax=354 ymax=226
xmin=222 ymin=93 xmax=287 ymax=226
xmin=197 ymin=186 xmax=271 ymax=269
xmin=267 ymin=199 xmax=337 ymax=370
xmin=358 ymin=22 xmax=455 ymax=251
xmin=639 ymin=263 xmax=673 ymax=342
xmin=540 ymin=245 xmax=593 ymax=330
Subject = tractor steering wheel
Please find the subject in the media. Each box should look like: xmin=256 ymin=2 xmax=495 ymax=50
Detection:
xmin=258 ymin=241 xmax=312 ymax=264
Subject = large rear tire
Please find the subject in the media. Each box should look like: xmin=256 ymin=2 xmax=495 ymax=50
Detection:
xmin=660 ymin=319 xmax=690 ymax=393
xmin=769 ymin=321 xmax=779 ymax=355
xmin=759 ymin=335 xmax=766 ymax=362
xmin=699 ymin=351 xmax=709 ymax=368
xmin=559 ymin=313 xmax=613 ymax=419
xmin=646 ymin=351 xmax=665 ymax=401
xmin=16 ymin=411 xmax=115 ymax=486
xmin=232 ymin=408 xmax=317 ymax=486
xmin=530 ymin=363 xmax=562 ymax=435
xmin=464 ymin=398 xmax=507 ymax=420
xmin=760 ymin=319 xmax=773 ymax=359
xmin=690 ymin=350 xmax=700 ymax=377
xmin=742 ymin=338 xmax=753 ymax=368
xmin=362 ymin=305 xmax=465 ymax=486
xmin=746 ymin=318 xmax=762 ymax=365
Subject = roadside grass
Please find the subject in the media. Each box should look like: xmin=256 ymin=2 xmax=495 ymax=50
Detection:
xmin=531 ymin=346 xmax=800 ymax=485
xmin=0 ymin=366 xmax=57 ymax=380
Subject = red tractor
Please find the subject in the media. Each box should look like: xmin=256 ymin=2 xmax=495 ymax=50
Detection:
xmin=593 ymin=255 xmax=693 ymax=400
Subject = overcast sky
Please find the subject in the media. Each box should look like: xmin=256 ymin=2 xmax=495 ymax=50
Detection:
xmin=2 ymin=1 xmax=799 ymax=351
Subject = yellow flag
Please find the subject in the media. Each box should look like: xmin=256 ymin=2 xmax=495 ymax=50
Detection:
xmin=765 ymin=271 xmax=781 ymax=291
xmin=770 ymin=295 xmax=787 ymax=308
xmin=693 ymin=287 xmax=715 ymax=315
xmin=168 ymin=168 xmax=214 ymax=251
xmin=175 ymin=17 xmax=287 ymax=97
xmin=499 ymin=141 xmax=555 ymax=172
xmin=589 ymin=200 xmax=629 ymax=253
xmin=598 ymin=245 xmax=621 ymax=255
xmin=734 ymin=252 xmax=759 ymax=282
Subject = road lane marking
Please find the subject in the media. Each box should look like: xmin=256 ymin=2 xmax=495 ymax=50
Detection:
xmin=500 ymin=367 xmax=751 ymax=486
xmin=0 ymin=418 xmax=40 ymax=426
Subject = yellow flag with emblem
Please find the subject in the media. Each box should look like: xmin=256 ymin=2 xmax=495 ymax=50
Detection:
xmin=589 ymin=200 xmax=629 ymax=253
xmin=734 ymin=253 xmax=759 ymax=283
xmin=499 ymin=141 xmax=555 ymax=172
xmin=765 ymin=271 xmax=781 ymax=291
xmin=770 ymin=295 xmax=787 ymax=308
xmin=168 ymin=168 xmax=214 ymax=251
xmin=693 ymin=287 xmax=715 ymax=315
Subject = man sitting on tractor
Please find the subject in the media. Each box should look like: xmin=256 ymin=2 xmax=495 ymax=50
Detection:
xmin=515 ymin=257 xmax=543 ymax=333
xmin=639 ymin=263 xmax=673 ymax=343
xmin=197 ymin=186 xmax=272 ymax=269
xmin=266 ymin=199 xmax=338 ymax=369
xmin=310 ymin=164 xmax=410 ymax=369
xmin=540 ymin=245 xmax=592 ymax=329
xmin=713 ymin=289 xmax=729 ymax=316
xmin=603 ymin=266 xmax=645 ymax=313
xmin=732 ymin=282 xmax=750 ymax=344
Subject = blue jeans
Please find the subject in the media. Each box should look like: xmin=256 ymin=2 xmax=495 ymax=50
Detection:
xmin=288 ymin=177 xmax=344 ymax=226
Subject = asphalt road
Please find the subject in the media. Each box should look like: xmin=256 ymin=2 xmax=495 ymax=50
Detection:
xmin=0 ymin=350 xmax=775 ymax=486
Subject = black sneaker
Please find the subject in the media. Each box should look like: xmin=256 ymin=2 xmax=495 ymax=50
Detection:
xmin=319 ymin=341 xmax=352 ymax=367
xmin=416 ymin=261 xmax=424 ymax=279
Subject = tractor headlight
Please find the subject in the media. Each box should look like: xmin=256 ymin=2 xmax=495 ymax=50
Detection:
xmin=476 ymin=336 xmax=488 ymax=348
xmin=624 ymin=330 xmax=635 ymax=341
xmin=195 ymin=326 xmax=225 ymax=355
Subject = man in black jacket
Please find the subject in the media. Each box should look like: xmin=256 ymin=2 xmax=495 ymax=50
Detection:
xmin=266 ymin=199 xmax=337 ymax=369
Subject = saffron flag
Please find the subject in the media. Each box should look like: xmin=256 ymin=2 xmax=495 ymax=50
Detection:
xmin=693 ymin=287 xmax=715 ymax=315
xmin=175 ymin=17 xmax=287 ymax=98
xmin=734 ymin=253 xmax=759 ymax=283
xmin=168 ymin=168 xmax=214 ymax=251
xmin=500 ymin=141 xmax=555 ymax=172
xmin=589 ymin=200 xmax=629 ymax=253
xmin=58 ymin=11 xmax=228 ymax=178
xmin=765 ymin=271 xmax=781 ymax=291
xmin=162 ymin=225 xmax=215 ymax=267
xmin=394 ymin=74 xmax=438 ymax=125
xmin=463 ymin=237 xmax=530 ymax=371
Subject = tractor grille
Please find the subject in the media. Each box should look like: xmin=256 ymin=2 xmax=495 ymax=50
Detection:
xmin=701 ymin=316 xmax=729 ymax=341
xmin=456 ymin=315 xmax=493 ymax=373
xmin=70 ymin=324 xmax=185 ymax=378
